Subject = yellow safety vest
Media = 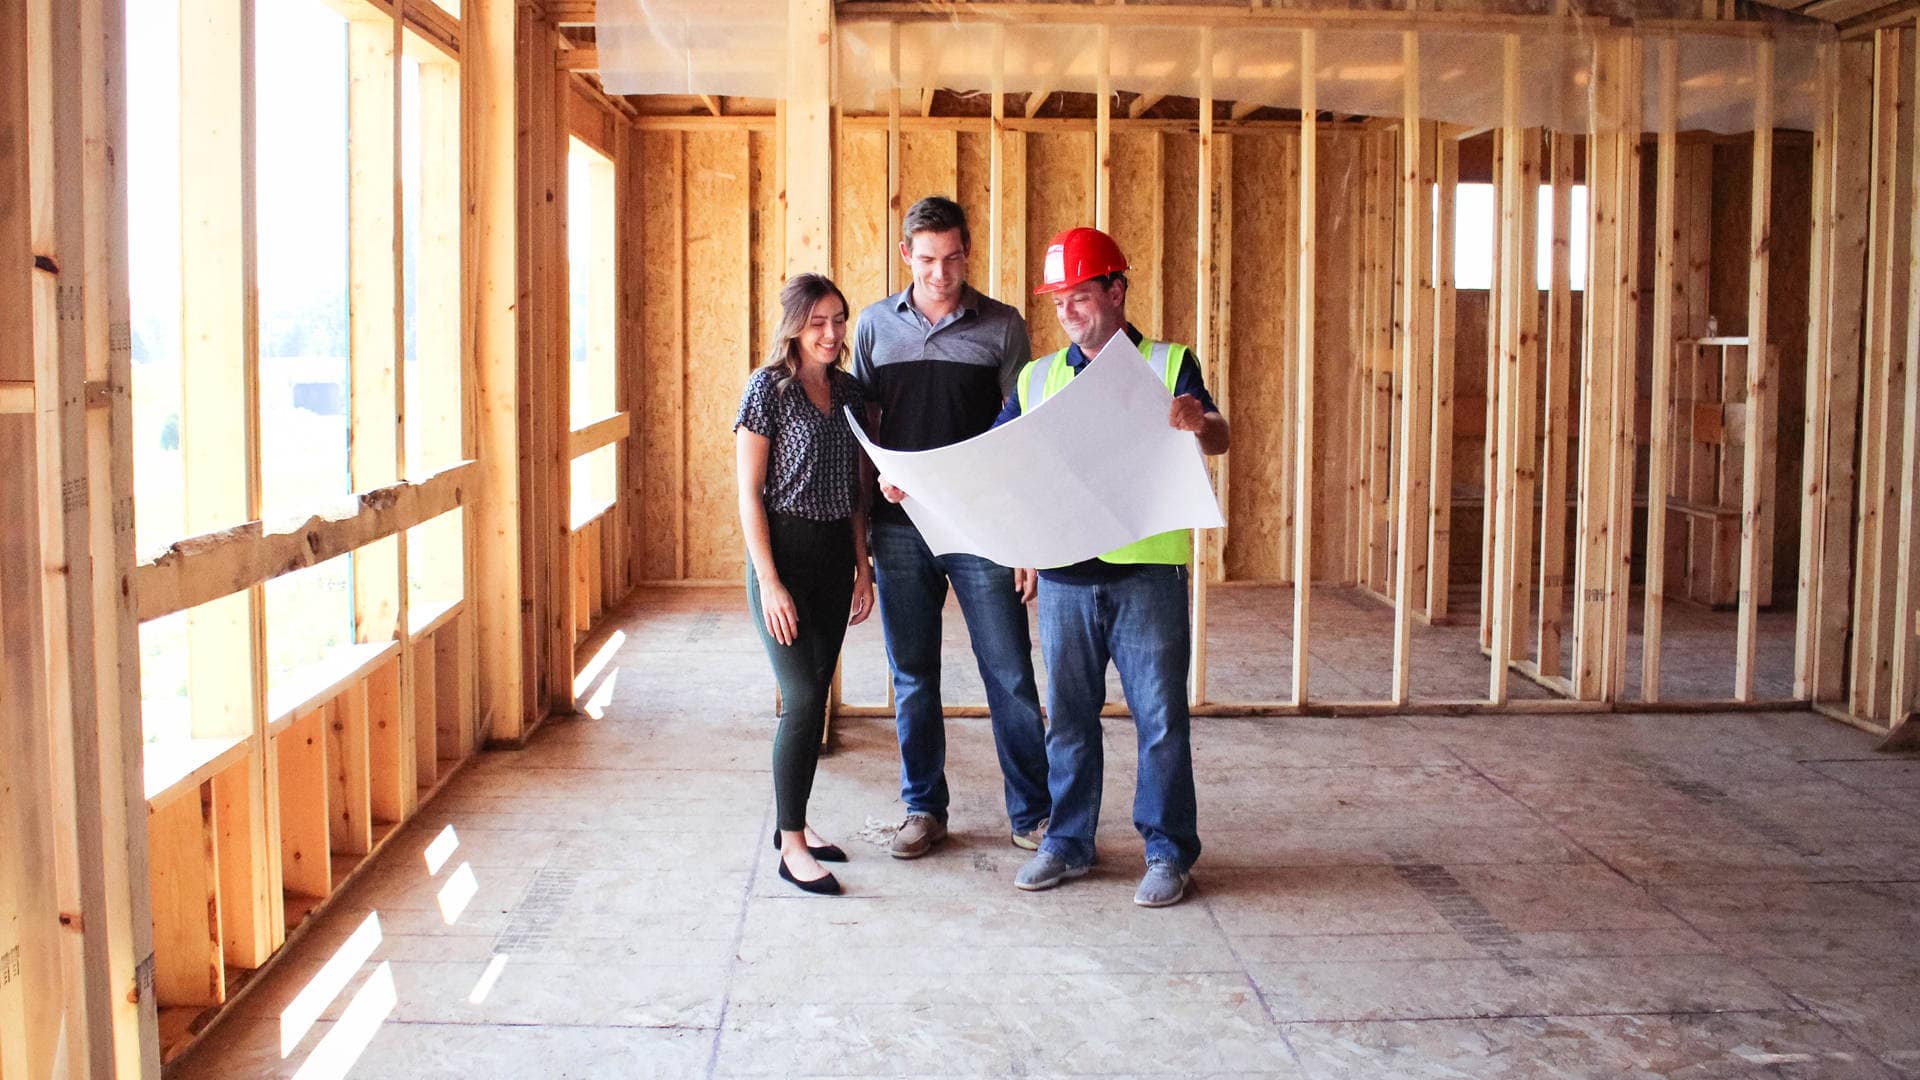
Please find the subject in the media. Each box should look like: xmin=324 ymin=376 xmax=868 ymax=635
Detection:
xmin=1013 ymin=338 xmax=1194 ymax=568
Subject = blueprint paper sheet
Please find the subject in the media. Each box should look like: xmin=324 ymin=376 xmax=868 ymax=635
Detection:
xmin=846 ymin=333 xmax=1225 ymax=569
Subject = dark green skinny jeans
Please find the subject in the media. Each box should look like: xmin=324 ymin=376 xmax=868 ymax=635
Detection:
xmin=747 ymin=512 xmax=855 ymax=832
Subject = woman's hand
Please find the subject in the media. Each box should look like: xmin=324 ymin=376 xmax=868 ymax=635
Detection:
xmin=849 ymin=562 xmax=875 ymax=626
xmin=761 ymin=576 xmax=800 ymax=646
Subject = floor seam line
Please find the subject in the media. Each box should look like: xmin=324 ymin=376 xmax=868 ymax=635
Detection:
xmin=704 ymin=792 xmax=772 ymax=1080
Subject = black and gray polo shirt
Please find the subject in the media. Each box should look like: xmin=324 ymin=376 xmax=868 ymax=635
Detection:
xmin=849 ymin=284 xmax=1031 ymax=523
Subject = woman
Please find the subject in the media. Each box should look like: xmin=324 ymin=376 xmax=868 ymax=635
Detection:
xmin=734 ymin=273 xmax=874 ymax=896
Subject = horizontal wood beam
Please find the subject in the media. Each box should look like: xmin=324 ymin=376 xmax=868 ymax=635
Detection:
xmin=547 ymin=0 xmax=597 ymax=24
xmin=135 ymin=462 xmax=475 ymax=622
xmin=568 ymin=411 xmax=632 ymax=458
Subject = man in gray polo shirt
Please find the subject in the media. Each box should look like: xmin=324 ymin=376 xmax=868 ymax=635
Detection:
xmin=852 ymin=196 xmax=1050 ymax=859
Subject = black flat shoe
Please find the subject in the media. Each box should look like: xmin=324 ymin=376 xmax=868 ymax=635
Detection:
xmin=772 ymin=831 xmax=848 ymax=863
xmin=777 ymin=855 xmax=842 ymax=895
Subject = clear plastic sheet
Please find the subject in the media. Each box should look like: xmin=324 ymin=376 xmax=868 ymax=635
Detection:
xmin=594 ymin=0 xmax=788 ymax=98
xmin=824 ymin=21 xmax=1823 ymax=134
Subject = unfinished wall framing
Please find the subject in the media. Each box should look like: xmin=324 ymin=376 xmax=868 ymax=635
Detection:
xmin=616 ymin=10 xmax=1840 ymax=719
xmin=11 ymin=2 xmax=1920 ymax=1075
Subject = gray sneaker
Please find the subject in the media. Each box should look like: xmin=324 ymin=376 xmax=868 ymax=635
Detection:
xmin=1010 ymin=818 xmax=1048 ymax=851
xmin=889 ymin=812 xmax=948 ymax=859
xmin=1014 ymin=850 xmax=1089 ymax=891
xmin=1134 ymin=862 xmax=1190 ymax=907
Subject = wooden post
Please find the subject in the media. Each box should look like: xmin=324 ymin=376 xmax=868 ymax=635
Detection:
xmin=990 ymin=26 xmax=1005 ymax=299
xmin=469 ymin=0 xmax=526 ymax=740
xmin=1293 ymin=29 xmax=1316 ymax=706
xmin=1734 ymin=38 xmax=1774 ymax=702
xmin=1096 ymin=24 xmax=1111 ymax=232
xmin=1537 ymin=130 xmax=1576 ymax=678
xmin=177 ymin=0 xmax=279 ymax=963
xmin=785 ymin=0 xmax=832 ymax=274
xmin=886 ymin=23 xmax=902 ymax=293
xmin=1799 ymin=41 xmax=1872 ymax=704
xmin=1391 ymin=33 xmax=1429 ymax=706
xmin=1643 ymin=37 xmax=1680 ymax=702
xmin=1889 ymin=18 xmax=1920 ymax=732
xmin=1853 ymin=29 xmax=1903 ymax=721
xmin=1193 ymin=26 xmax=1213 ymax=706
xmin=1427 ymin=132 xmax=1459 ymax=623
xmin=1603 ymin=36 xmax=1645 ymax=699
xmin=1573 ymin=35 xmax=1623 ymax=700
xmin=97 ymin=0 xmax=163 ymax=1061
xmin=1488 ymin=36 xmax=1525 ymax=704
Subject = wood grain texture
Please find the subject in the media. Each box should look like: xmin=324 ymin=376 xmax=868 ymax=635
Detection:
xmin=638 ymin=131 xmax=685 ymax=581
xmin=682 ymin=130 xmax=754 ymax=580
xmin=1025 ymin=132 xmax=1093 ymax=357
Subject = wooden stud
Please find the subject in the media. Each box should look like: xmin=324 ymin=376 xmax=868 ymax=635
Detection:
xmin=1603 ymin=36 xmax=1645 ymax=699
xmin=1734 ymin=39 xmax=1774 ymax=702
xmin=177 ymin=0 xmax=277 ymax=965
xmin=784 ymin=0 xmax=832 ymax=275
xmin=146 ymin=787 xmax=223 ymax=1008
xmin=413 ymin=631 xmax=439 ymax=789
xmin=1480 ymin=131 xmax=1504 ymax=650
xmin=1799 ymin=41 xmax=1872 ymax=703
xmin=1572 ymin=36 xmax=1623 ymax=700
xmin=1537 ymin=130 xmax=1575 ymax=678
xmin=1889 ymin=18 xmax=1920 ymax=730
xmin=1096 ymin=24 xmax=1111 ymax=232
xmin=326 ymin=683 xmax=373 ymax=858
xmin=1391 ymin=32 xmax=1429 ymax=706
xmin=990 ymin=27 xmax=1005 ymax=304
xmin=1292 ymin=28 xmax=1316 ymax=707
xmin=436 ymin=614 xmax=475 ymax=761
xmin=1852 ymin=29 xmax=1903 ymax=720
xmin=365 ymin=659 xmax=412 ymax=822
xmin=468 ymin=0 xmax=527 ymax=740
xmin=886 ymin=24 xmax=903 ymax=294
xmin=1488 ymin=36 xmax=1525 ymax=704
xmin=1643 ymin=37 xmax=1680 ymax=702
xmin=1427 ymin=133 xmax=1458 ymax=624
xmin=274 ymin=710 xmax=332 ymax=906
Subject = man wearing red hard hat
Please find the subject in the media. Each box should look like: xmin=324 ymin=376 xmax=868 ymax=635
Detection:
xmin=993 ymin=225 xmax=1229 ymax=907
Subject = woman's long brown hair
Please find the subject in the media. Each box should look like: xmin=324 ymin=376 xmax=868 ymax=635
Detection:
xmin=760 ymin=273 xmax=851 ymax=394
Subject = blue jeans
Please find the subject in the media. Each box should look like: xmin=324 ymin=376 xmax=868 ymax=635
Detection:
xmin=871 ymin=519 xmax=1049 ymax=831
xmin=1036 ymin=564 xmax=1200 ymax=871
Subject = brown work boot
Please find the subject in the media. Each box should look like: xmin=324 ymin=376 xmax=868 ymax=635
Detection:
xmin=889 ymin=812 xmax=948 ymax=859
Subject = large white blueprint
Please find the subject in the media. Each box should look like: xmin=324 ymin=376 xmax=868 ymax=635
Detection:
xmin=847 ymin=333 xmax=1225 ymax=569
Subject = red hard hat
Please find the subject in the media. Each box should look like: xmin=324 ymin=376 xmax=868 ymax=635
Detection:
xmin=1033 ymin=227 xmax=1129 ymax=295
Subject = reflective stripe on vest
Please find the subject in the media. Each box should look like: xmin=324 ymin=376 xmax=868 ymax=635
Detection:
xmin=1012 ymin=338 xmax=1194 ymax=568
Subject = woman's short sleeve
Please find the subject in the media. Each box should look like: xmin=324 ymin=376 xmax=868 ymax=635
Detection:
xmin=734 ymin=369 xmax=777 ymax=437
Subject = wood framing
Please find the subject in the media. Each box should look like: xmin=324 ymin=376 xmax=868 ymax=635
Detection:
xmin=1889 ymin=17 xmax=1920 ymax=733
xmin=1537 ymin=130 xmax=1576 ymax=678
xmin=1852 ymin=27 xmax=1903 ymax=721
xmin=1390 ymin=33 xmax=1430 ymax=706
xmin=1797 ymin=40 xmax=1872 ymax=703
xmin=1292 ymin=28 xmax=1316 ymax=706
xmin=1734 ymin=39 xmax=1775 ymax=701
xmin=1426 ymin=132 xmax=1459 ymax=624
xmin=1487 ymin=36 xmax=1526 ymax=703
xmin=1643 ymin=37 xmax=1681 ymax=701
xmin=469 ymin=0 xmax=526 ymax=740
xmin=785 ymin=0 xmax=832 ymax=273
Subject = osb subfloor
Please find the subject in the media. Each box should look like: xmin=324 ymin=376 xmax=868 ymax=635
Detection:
xmin=173 ymin=586 xmax=1920 ymax=1079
